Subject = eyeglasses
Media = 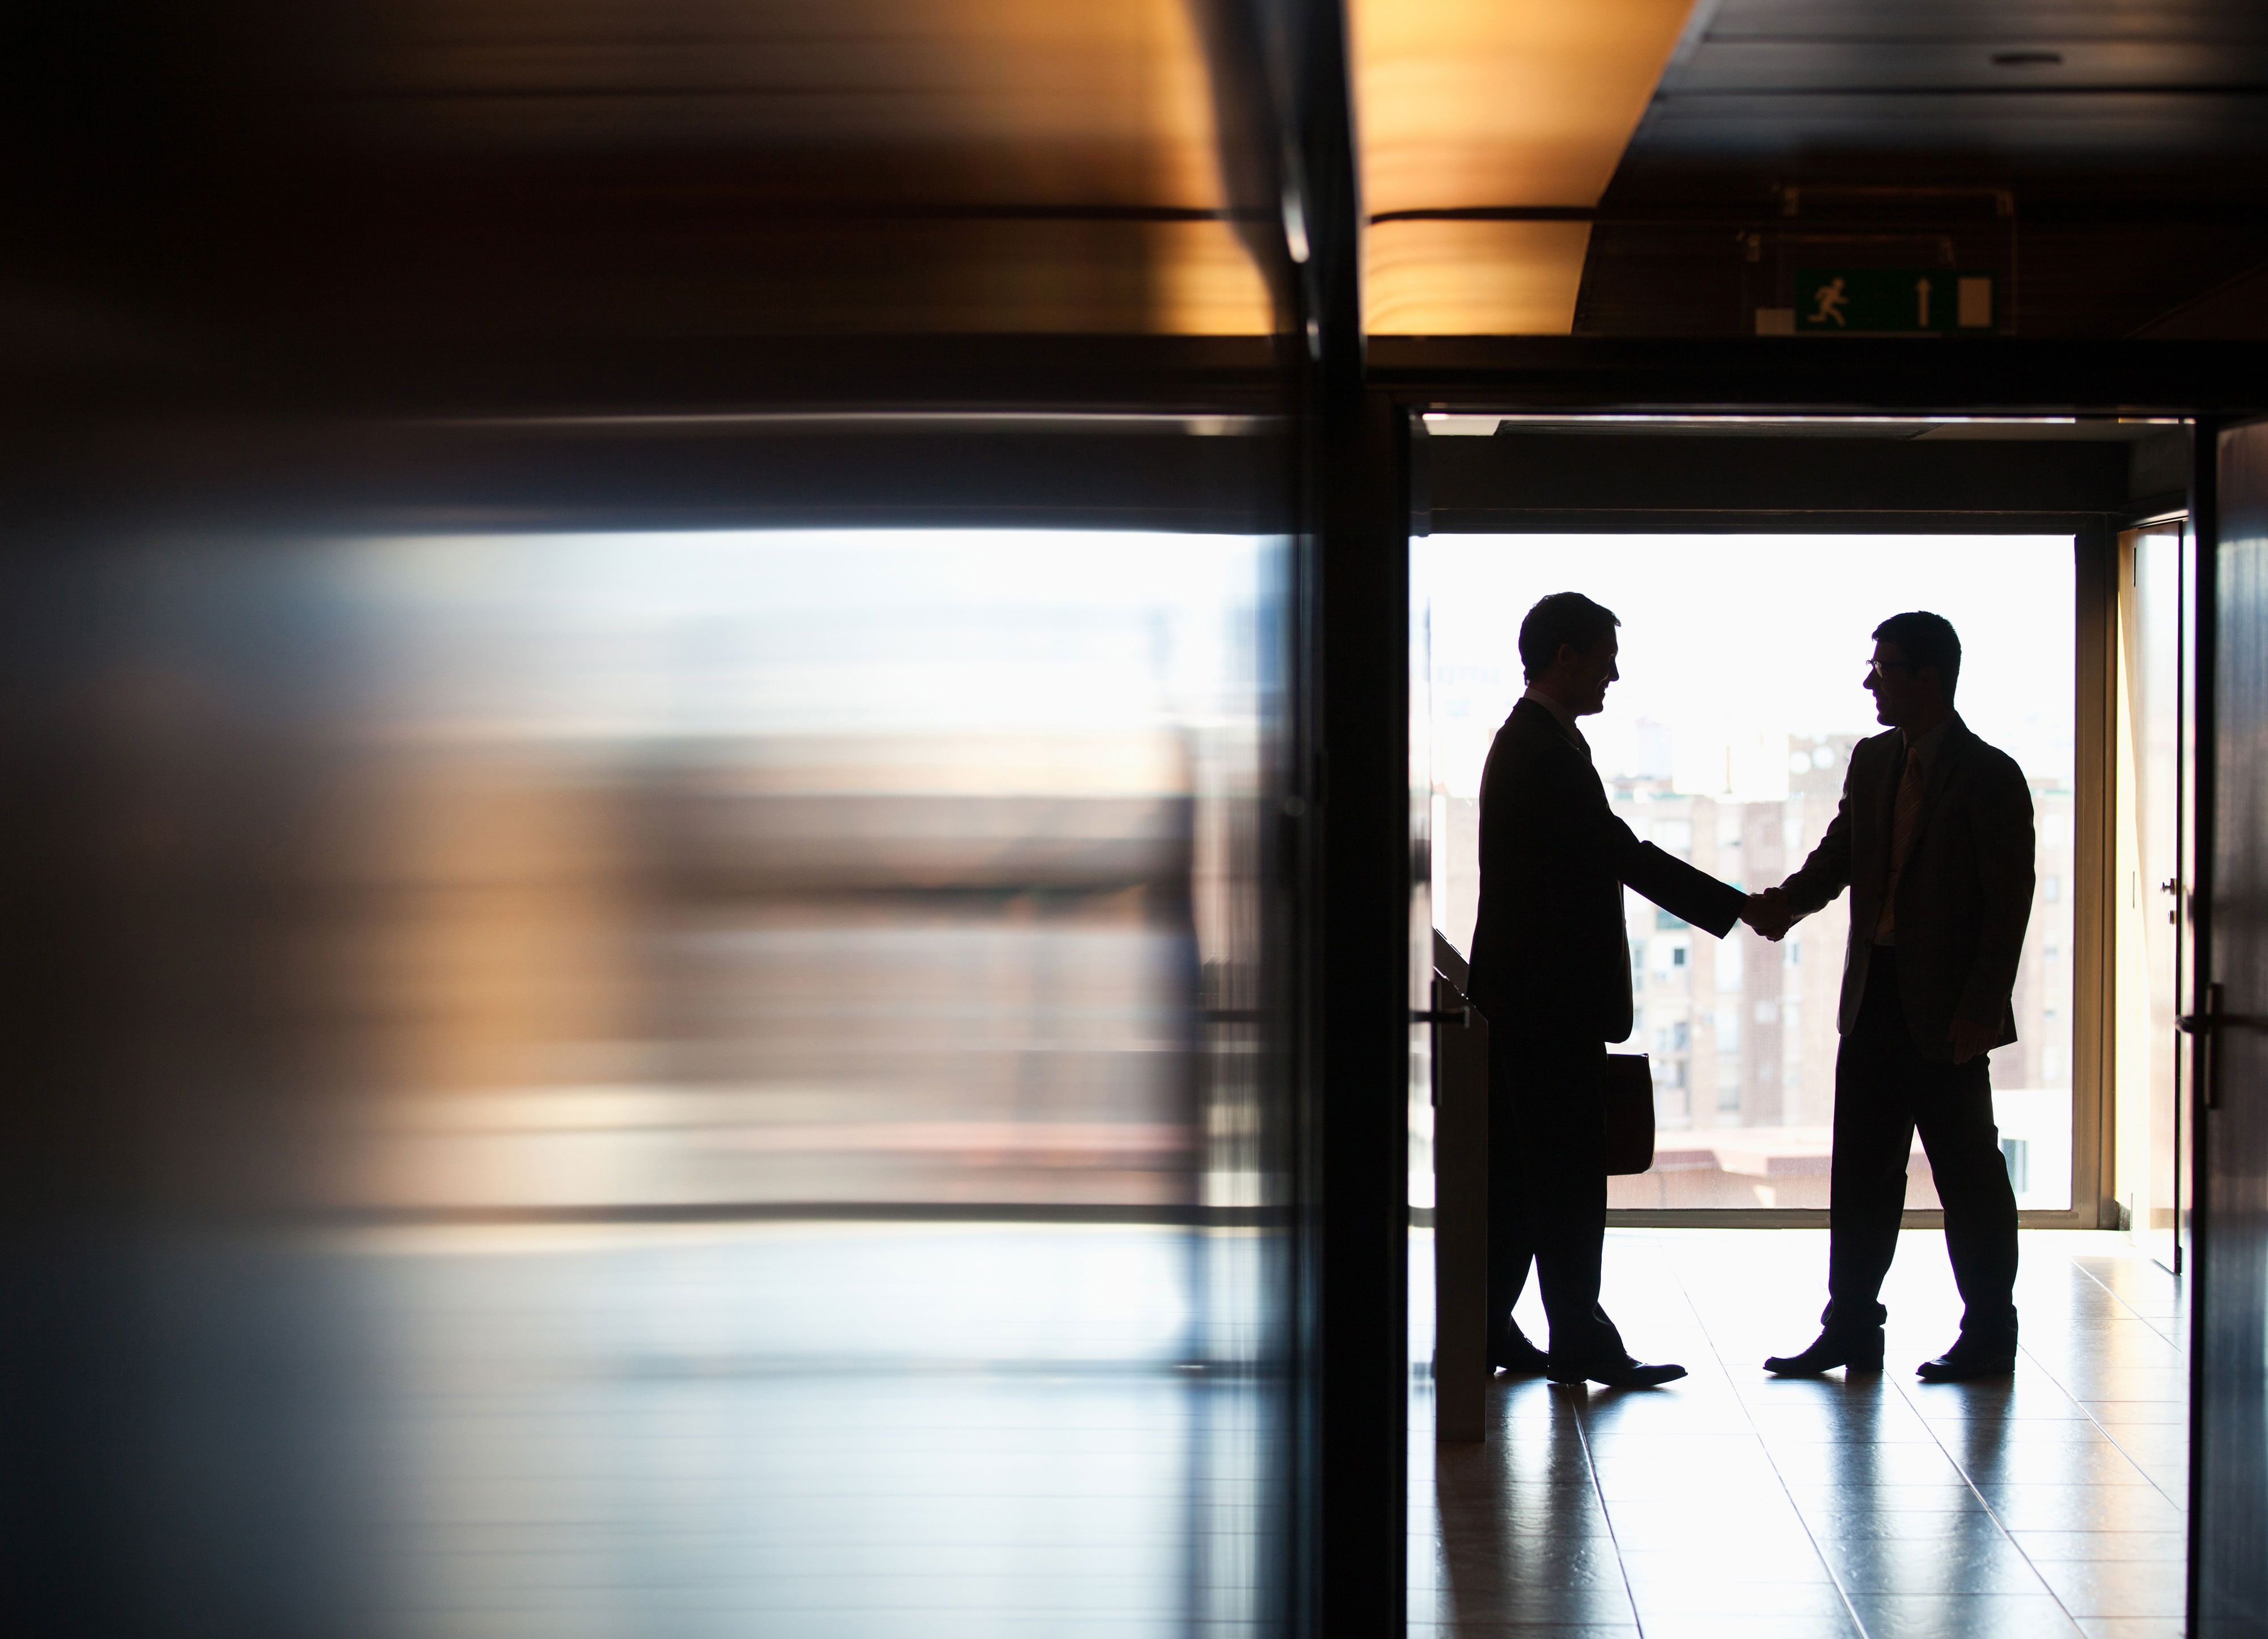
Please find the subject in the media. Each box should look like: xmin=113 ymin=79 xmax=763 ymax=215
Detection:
xmin=1865 ymin=658 xmax=1915 ymax=682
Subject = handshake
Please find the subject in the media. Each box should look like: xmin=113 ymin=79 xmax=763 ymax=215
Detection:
xmin=1741 ymin=886 xmax=1795 ymax=941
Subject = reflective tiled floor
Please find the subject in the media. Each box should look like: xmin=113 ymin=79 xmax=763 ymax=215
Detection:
xmin=62 ymin=1223 xmax=1276 ymax=1637
xmin=358 ymin=1222 xmax=1283 ymax=1636
xmin=1411 ymin=1230 xmax=2189 ymax=1639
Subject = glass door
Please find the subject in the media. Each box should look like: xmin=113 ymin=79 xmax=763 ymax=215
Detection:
xmin=2114 ymin=520 xmax=2194 ymax=1273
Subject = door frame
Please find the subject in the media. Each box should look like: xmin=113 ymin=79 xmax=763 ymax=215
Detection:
xmin=1410 ymin=487 xmax=2118 ymax=1229
xmin=2111 ymin=512 xmax=2197 ymax=1274
xmin=1355 ymin=356 xmax=2264 ymax=1637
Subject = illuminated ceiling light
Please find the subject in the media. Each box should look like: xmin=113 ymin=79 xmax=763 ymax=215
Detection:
xmin=1353 ymin=0 xmax=1696 ymax=335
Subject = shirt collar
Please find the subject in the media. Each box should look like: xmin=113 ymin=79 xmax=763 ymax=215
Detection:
xmin=1521 ymin=687 xmax=1589 ymax=753
xmin=1902 ymin=716 xmax=1954 ymax=767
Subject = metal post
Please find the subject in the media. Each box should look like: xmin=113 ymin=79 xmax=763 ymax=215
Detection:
xmin=1285 ymin=0 xmax=1411 ymax=1630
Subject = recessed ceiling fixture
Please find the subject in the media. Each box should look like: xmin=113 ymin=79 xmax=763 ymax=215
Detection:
xmin=1991 ymin=50 xmax=2065 ymax=67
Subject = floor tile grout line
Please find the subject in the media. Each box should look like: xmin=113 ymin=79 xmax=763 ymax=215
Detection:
xmin=2011 ymin=1341 xmax=2189 ymax=1520
xmin=1651 ymin=1231 xmax=1872 ymax=1639
xmin=1894 ymin=1376 xmax=2085 ymax=1632
xmin=1436 ymin=1232 xmax=2186 ymax=1636
xmin=2050 ymin=1253 xmax=2186 ymax=1516
xmin=2066 ymin=1246 xmax=2184 ymax=1331
xmin=2009 ymin=1251 xmax=2190 ymax=1517
xmin=1564 ymin=1372 xmax=1647 ymax=1639
xmin=2056 ymin=1254 xmax=2193 ymax=1514
xmin=1889 ymin=1243 xmax=2152 ymax=1636
xmin=2068 ymin=1244 xmax=2186 ymax=1344
xmin=2065 ymin=1248 xmax=2190 ymax=1351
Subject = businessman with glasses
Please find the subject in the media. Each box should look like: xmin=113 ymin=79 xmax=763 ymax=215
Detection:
xmin=1749 ymin=611 xmax=2036 ymax=1382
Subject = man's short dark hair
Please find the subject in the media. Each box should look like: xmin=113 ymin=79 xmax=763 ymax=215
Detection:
xmin=1873 ymin=610 xmax=1962 ymax=698
xmin=1518 ymin=592 xmax=1620 ymax=681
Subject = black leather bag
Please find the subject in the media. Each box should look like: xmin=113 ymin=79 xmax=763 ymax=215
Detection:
xmin=1604 ymin=1053 xmax=1656 ymax=1176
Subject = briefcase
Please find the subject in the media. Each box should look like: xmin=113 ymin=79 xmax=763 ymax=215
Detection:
xmin=1603 ymin=1053 xmax=1656 ymax=1176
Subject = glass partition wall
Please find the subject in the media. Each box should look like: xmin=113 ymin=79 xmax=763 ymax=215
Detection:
xmin=0 ymin=423 xmax=1304 ymax=1637
xmin=1416 ymin=532 xmax=2080 ymax=1217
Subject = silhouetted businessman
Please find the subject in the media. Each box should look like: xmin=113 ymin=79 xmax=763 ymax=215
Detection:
xmin=1466 ymin=593 xmax=1768 ymax=1388
xmin=1754 ymin=612 xmax=2033 ymax=1382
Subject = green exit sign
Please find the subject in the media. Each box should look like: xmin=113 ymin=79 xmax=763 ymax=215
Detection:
xmin=1793 ymin=269 xmax=1994 ymax=333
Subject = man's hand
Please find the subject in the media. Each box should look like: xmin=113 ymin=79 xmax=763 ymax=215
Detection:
xmin=1950 ymin=1018 xmax=1998 ymax=1064
xmin=1741 ymin=887 xmax=1793 ymax=941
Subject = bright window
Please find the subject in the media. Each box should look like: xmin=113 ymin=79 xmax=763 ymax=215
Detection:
xmin=1421 ymin=533 xmax=2075 ymax=1210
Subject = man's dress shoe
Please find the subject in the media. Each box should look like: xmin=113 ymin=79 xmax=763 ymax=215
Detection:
xmin=1763 ymin=1332 xmax=1886 ymax=1376
xmin=1547 ymin=1355 xmax=1687 ymax=1388
xmin=1488 ymin=1329 xmax=1551 ymax=1375
xmin=1916 ymin=1339 xmax=2017 ymax=1382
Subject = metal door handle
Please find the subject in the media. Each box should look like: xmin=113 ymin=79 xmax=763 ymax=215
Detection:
xmin=2177 ymin=1004 xmax=2268 ymax=1035
xmin=1412 ymin=1006 xmax=1472 ymax=1028
xmin=2179 ymin=985 xmax=2268 ymax=1112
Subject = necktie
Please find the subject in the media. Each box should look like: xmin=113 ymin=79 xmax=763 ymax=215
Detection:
xmin=1875 ymin=745 xmax=1925 ymax=943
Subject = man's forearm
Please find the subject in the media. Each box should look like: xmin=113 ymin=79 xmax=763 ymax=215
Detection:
xmin=1779 ymin=783 xmax=1855 ymax=918
xmin=1776 ymin=860 xmax=1847 ymax=919
xmin=1626 ymin=841 xmax=1746 ymax=939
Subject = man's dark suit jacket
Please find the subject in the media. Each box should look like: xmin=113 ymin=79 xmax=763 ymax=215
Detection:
xmin=1780 ymin=714 xmax=2035 ymax=1063
xmin=1467 ymin=699 xmax=1746 ymax=1042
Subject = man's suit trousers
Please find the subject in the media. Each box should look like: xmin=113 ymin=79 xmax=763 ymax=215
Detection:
xmin=1487 ymin=1029 xmax=1623 ymax=1368
xmin=1823 ymin=947 xmax=2021 ymax=1344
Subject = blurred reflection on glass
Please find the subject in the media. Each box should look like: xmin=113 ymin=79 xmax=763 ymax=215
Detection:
xmin=2 ymin=520 xmax=1289 ymax=1636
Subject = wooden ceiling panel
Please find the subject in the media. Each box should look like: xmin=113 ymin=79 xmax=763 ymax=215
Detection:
xmin=2 ymin=0 xmax=1282 ymax=344
xmin=1355 ymin=0 xmax=1696 ymax=215
xmin=1363 ymin=222 xmax=1596 ymax=336
xmin=356 ymin=0 xmax=1235 ymax=210
xmin=1353 ymin=0 xmax=1698 ymax=334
